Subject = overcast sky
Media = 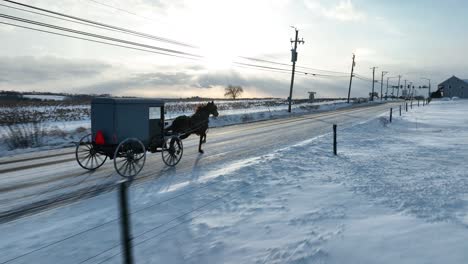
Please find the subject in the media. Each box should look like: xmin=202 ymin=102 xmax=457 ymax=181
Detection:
xmin=1 ymin=0 xmax=467 ymax=98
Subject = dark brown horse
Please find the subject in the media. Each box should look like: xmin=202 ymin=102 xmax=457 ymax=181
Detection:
xmin=166 ymin=101 xmax=219 ymax=153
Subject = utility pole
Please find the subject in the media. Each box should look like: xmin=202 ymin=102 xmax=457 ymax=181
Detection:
xmin=396 ymin=75 xmax=401 ymax=98
xmin=386 ymin=77 xmax=389 ymax=100
xmin=410 ymin=83 xmax=415 ymax=100
xmin=347 ymin=54 xmax=356 ymax=104
xmin=387 ymin=76 xmax=398 ymax=100
xmin=428 ymin=80 xmax=431 ymax=98
xmin=288 ymin=27 xmax=304 ymax=113
xmin=421 ymin=78 xmax=431 ymax=98
xmin=371 ymin=67 xmax=378 ymax=101
xmin=404 ymin=80 xmax=407 ymax=99
xmin=381 ymin=71 xmax=388 ymax=101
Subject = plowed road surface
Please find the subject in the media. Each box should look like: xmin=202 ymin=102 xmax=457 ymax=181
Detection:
xmin=0 ymin=102 xmax=400 ymax=222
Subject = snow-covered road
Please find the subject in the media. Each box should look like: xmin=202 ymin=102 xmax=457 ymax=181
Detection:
xmin=0 ymin=102 xmax=397 ymax=220
xmin=3 ymin=100 xmax=468 ymax=264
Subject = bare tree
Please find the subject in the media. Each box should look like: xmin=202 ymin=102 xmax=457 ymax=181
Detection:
xmin=224 ymin=85 xmax=244 ymax=100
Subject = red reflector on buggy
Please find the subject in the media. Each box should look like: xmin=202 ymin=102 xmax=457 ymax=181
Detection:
xmin=95 ymin=130 xmax=105 ymax=145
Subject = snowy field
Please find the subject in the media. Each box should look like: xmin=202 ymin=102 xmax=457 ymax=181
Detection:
xmin=0 ymin=99 xmax=371 ymax=157
xmin=2 ymin=99 xmax=468 ymax=264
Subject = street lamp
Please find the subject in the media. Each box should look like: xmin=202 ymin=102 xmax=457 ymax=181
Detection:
xmin=421 ymin=78 xmax=431 ymax=98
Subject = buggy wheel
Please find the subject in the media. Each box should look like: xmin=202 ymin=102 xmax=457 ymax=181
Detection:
xmin=76 ymin=133 xmax=107 ymax=170
xmin=162 ymin=136 xmax=183 ymax=167
xmin=113 ymin=138 xmax=146 ymax=178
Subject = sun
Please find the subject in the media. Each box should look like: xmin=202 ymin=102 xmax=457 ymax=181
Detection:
xmin=201 ymin=46 xmax=238 ymax=70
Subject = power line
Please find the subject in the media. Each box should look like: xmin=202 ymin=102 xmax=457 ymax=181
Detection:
xmin=78 ymin=0 xmax=356 ymax=79
xmin=0 ymin=11 xmax=355 ymax=81
xmin=233 ymin=64 xmax=292 ymax=76
xmin=298 ymin=71 xmax=349 ymax=78
xmin=1 ymin=1 xmax=358 ymax=80
xmin=0 ymin=3 xmax=188 ymax=46
xmin=233 ymin=62 xmax=291 ymax=73
xmin=353 ymin=75 xmax=398 ymax=87
xmin=296 ymin=65 xmax=349 ymax=75
xmin=84 ymin=0 xmax=161 ymax=24
xmin=239 ymin=56 xmax=291 ymax=67
xmin=2 ymin=0 xmax=196 ymax=48
xmin=0 ymin=13 xmax=202 ymax=57
xmin=0 ymin=21 xmax=298 ymax=78
xmin=0 ymin=3 xmax=113 ymax=31
xmin=236 ymin=58 xmax=350 ymax=78
xmin=0 ymin=18 xmax=299 ymax=76
xmin=0 ymin=21 xmax=199 ymax=61
xmin=0 ymin=19 xmax=366 ymax=86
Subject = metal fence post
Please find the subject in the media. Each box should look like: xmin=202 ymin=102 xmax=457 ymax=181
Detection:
xmin=119 ymin=180 xmax=134 ymax=264
xmin=390 ymin=108 xmax=393 ymax=123
xmin=406 ymin=102 xmax=408 ymax=112
xmin=333 ymin=124 xmax=337 ymax=156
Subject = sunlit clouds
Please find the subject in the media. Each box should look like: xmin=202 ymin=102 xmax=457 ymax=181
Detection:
xmin=1 ymin=0 xmax=467 ymax=98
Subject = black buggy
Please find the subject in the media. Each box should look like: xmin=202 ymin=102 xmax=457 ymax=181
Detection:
xmin=75 ymin=98 xmax=183 ymax=178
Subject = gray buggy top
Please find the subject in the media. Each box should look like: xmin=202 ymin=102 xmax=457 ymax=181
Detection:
xmin=91 ymin=97 xmax=165 ymax=146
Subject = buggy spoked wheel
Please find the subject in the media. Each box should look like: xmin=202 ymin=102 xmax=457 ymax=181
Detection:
xmin=162 ymin=136 xmax=183 ymax=167
xmin=113 ymin=138 xmax=146 ymax=178
xmin=76 ymin=133 xmax=107 ymax=170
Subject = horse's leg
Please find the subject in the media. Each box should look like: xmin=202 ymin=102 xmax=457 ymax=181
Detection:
xmin=180 ymin=133 xmax=190 ymax=140
xmin=198 ymin=135 xmax=204 ymax=154
xmin=202 ymin=133 xmax=206 ymax=143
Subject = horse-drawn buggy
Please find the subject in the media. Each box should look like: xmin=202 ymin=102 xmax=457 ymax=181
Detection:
xmin=75 ymin=97 xmax=218 ymax=178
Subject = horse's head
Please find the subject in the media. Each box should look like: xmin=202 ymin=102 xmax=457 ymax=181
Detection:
xmin=206 ymin=101 xmax=219 ymax=117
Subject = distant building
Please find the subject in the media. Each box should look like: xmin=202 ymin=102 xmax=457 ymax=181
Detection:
xmin=438 ymin=76 xmax=468 ymax=98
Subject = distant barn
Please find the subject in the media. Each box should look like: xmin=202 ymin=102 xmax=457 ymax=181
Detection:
xmin=438 ymin=76 xmax=468 ymax=98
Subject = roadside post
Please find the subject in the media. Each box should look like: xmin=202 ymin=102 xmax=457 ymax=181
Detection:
xmin=390 ymin=108 xmax=393 ymax=123
xmin=118 ymin=179 xmax=134 ymax=264
xmin=399 ymin=105 xmax=402 ymax=116
xmin=333 ymin=124 xmax=337 ymax=156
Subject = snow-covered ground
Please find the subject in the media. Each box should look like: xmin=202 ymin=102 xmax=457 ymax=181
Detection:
xmin=2 ymin=99 xmax=467 ymax=264
xmin=22 ymin=94 xmax=66 ymax=101
xmin=0 ymin=99 xmax=374 ymax=157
